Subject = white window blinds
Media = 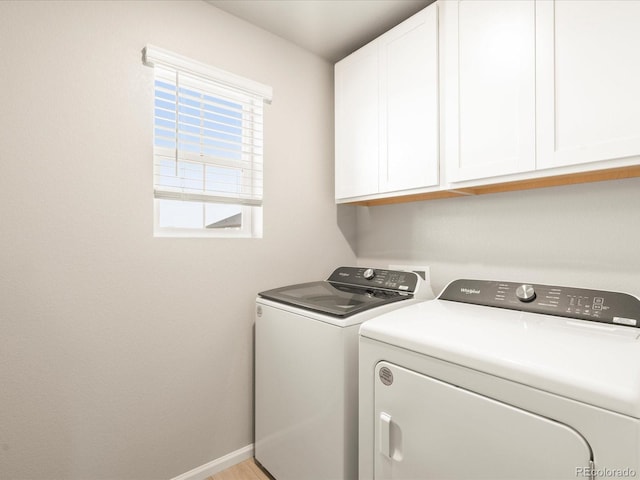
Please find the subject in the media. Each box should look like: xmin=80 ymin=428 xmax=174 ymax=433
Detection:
xmin=143 ymin=45 xmax=272 ymax=208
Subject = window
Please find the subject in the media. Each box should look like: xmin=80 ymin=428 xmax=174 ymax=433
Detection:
xmin=143 ymin=45 xmax=272 ymax=237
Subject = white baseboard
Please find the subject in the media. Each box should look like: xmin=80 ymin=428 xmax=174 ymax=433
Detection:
xmin=170 ymin=444 xmax=254 ymax=480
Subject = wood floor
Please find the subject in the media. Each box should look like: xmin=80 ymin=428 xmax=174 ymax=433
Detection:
xmin=207 ymin=458 xmax=273 ymax=480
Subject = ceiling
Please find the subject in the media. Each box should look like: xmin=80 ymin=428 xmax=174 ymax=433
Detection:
xmin=206 ymin=0 xmax=434 ymax=63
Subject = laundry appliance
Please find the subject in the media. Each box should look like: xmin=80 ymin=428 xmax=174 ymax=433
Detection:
xmin=255 ymin=266 xmax=433 ymax=480
xmin=359 ymin=279 xmax=640 ymax=479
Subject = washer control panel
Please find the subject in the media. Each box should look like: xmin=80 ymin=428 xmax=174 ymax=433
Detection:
xmin=327 ymin=266 xmax=419 ymax=293
xmin=440 ymin=279 xmax=640 ymax=328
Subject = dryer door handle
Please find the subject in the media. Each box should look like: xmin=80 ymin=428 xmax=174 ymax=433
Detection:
xmin=379 ymin=412 xmax=392 ymax=458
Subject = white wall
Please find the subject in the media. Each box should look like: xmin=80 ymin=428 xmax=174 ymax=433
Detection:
xmin=0 ymin=1 xmax=355 ymax=479
xmin=357 ymin=177 xmax=640 ymax=296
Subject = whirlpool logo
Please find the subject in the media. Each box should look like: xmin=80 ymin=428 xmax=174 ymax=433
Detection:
xmin=461 ymin=287 xmax=481 ymax=295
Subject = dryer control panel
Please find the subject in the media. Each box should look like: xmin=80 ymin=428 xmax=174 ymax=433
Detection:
xmin=440 ymin=279 xmax=640 ymax=328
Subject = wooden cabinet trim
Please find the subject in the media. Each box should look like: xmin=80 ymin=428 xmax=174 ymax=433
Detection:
xmin=345 ymin=166 xmax=640 ymax=206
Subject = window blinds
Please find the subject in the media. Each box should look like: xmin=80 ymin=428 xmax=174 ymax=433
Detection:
xmin=143 ymin=45 xmax=272 ymax=207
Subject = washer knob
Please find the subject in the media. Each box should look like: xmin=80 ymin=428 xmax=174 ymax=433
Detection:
xmin=363 ymin=268 xmax=376 ymax=280
xmin=516 ymin=284 xmax=536 ymax=302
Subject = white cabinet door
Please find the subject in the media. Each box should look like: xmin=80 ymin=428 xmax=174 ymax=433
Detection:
xmin=335 ymin=42 xmax=379 ymax=200
xmin=335 ymin=3 xmax=440 ymax=201
xmin=443 ymin=0 xmax=536 ymax=182
xmin=536 ymin=0 xmax=640 ymax=170
xmin=374 ymin=362 xmax=592 ymax=480
xmin=379 ymin=5 xmax=439 ymax=193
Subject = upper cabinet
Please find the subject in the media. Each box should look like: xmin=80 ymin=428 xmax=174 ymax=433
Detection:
xmin=444 ymin=0 xmax=640 ymax=185
xmin=535 ymin=0 xmax=640 ymax=170
xmin=379 ymin=6 xmax=439 ymax=194
xmin=335 ymin=4 xmax=439 ymax=202
xmin=335 ymin=41 xmax=379 ymax=199
xmin=336 ymin=0 xmax=640 ymax=205
xmin=442 ymin=0 xmax=536 ymax=183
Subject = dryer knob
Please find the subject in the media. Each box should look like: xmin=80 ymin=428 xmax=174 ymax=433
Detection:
xmin=516 ymin=284 xmax=536 ymax=302
xmin=363 ymin=268 xmax=376 ymax=280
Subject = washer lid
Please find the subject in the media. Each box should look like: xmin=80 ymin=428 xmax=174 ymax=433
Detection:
xmin=360 ymin=299 xmax=640 ymax=418
xmin=258 ymin=281 xmax=411 ymax=318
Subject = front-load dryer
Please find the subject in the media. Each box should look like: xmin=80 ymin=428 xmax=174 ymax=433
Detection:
xmin=359 ymin=279 xmax=640 ymax=480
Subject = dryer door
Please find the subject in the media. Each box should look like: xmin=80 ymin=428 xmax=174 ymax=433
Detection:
xmin=374 ymin=362 xmax=593 ymax=480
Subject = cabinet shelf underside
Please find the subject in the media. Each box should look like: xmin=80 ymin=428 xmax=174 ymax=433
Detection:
xmin=346 ymin=165 xmax=640 ymax=207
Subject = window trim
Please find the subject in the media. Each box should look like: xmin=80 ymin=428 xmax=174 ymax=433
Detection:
xmin=143 ymin=45 xmax=271 ymax=238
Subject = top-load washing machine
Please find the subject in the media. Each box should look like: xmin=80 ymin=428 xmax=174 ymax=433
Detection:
xmin=359 ymin=279 xmax=640 ymax=480
xmin=255 ymin=266 xmax=433 ymax=480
